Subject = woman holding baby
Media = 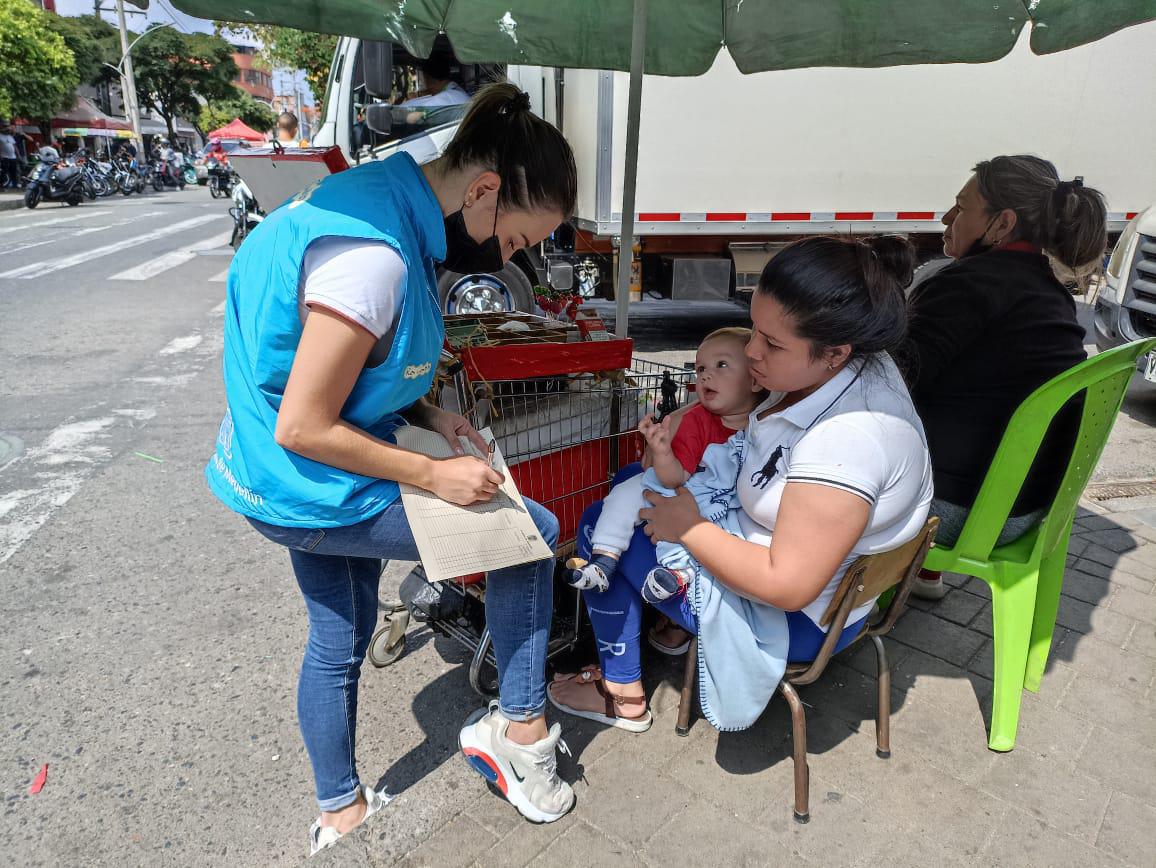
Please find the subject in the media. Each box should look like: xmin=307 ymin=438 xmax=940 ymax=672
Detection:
xmin=549 ymin=235 xmax=934 ymax=730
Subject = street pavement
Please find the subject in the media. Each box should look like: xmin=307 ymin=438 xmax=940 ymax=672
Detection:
xmin=1 ymin=191 xmax=1154 ymax=866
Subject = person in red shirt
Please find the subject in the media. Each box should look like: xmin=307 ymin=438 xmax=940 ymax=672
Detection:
xmin=566 ymin=327 xmax=764 ymax=592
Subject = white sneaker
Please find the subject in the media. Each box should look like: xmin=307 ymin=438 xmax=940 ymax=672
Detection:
xmin=458 ymin=702 xmax=575 ymax=823
xmin=308 ymin=784 xmax=393 ymax=857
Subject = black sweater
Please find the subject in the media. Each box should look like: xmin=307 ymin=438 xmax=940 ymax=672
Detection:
xmin=905 ymin=249 xmax=1086 ymax=516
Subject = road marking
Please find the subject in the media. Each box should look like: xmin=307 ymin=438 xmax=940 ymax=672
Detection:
xmin=159 ymin=333 xmax=203 ymax=355
xmin=0 ymin=214 xmax=219 ymax=279
xmin=108 ymin=230 xmax=233 ymax=281
xmin=0 ymin=209 xmax=112 ymax=235
xmin=0 ymin=211 xmax=164 ymax=257
xmin=209 ymin=267 xmax=230 ymax=283
xmin=0 ymin=415 xmax=118 ymax=565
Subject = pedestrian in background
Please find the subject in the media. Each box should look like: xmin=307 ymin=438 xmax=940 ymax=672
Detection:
xmin=0 ymin=120 xmax=27 ymax=188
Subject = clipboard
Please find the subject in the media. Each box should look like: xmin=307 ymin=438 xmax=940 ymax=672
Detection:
xmin=394 ymin=426 xmax=553 ymax=582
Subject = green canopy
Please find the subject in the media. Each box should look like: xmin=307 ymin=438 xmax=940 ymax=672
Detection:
xmin=166 ymin=0 xmax=1155 ymax=75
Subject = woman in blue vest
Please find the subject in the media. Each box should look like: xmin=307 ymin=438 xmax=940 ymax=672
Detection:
xmin=205 ymin=85 xmax=578 ymax=854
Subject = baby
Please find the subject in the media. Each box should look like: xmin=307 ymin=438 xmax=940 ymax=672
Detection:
xmin=567 ymin=327 xmax=763 ymax=600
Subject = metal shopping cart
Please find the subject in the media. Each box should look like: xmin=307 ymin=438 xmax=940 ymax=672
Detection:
xmin=367 ymin=345 xmax=696 ymax=697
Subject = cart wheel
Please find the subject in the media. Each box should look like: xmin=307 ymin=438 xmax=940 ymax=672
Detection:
xmin=368 ymin=625 xmax=405 ymax=668
xmin=368 ymin=609 xmax=410 ymax=668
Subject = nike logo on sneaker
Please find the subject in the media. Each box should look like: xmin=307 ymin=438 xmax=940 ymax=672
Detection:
xmin=509 ymin=761 xmax=527 ymax=784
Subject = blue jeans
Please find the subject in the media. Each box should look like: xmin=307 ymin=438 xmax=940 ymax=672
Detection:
xmin=248 ymin=497 xmax=558 ymax=811
xmin=579 ymin=466 xmax=864 ymax=684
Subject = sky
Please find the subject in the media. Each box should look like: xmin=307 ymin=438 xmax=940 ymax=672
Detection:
xmin=55 ymin=0 xmax=316 ymax=105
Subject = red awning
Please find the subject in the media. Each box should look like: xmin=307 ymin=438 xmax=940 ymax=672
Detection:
xmin=49 ymin=96 xmax=132 ymax=131
xmin=208 ymin=118 xmax=267 ymax=142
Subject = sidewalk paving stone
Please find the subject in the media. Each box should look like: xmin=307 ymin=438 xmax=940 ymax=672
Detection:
xmin=1107 ymin=586 xmax=1156 ymax=626
xmin=528 ymin=821 xmax=636 ymax=867
xmin=1095 ymin=791 xmax=1156 ymax=866
xmin=1052 ymin=631 xmax=1154 ymax=695
xmin=640 ymin=797 xmax=809 ymax=867
xmin=889 ymin=608 xmax=988 ymax=666
xmin=1059 ymin=674 xmax=1156 ymax=740
xmin=1076 ymin=727 xmax=1156 ymax=806
xmin=981 ymin=807 xmax=1129 ymax=868
xmin=979 ymin=748 xmax=1113 ymax=843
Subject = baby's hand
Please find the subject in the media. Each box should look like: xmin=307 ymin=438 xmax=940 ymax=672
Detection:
xmin=638 ymin=413 xmax=673 ymax=454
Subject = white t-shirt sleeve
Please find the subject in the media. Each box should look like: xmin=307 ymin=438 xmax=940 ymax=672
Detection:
xmin=299 ymin=238 xmax=407 ymax=339
xmin=785 ymin=417 xmax=889 ymax=506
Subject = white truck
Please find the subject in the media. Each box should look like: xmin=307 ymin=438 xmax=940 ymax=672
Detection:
xmin=303 ymin=23 xmax=1156 ymax=314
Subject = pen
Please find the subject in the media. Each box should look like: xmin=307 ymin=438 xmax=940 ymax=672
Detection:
xmin=486 ymin=439 xmax=496 ymax=469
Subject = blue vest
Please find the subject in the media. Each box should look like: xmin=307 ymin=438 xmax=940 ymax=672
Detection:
xmin=205 ymin=153 xmax=446 ymax=527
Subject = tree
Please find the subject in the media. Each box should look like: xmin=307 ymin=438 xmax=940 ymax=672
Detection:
xmin=45 ymin=14 xmax=120 ymax=89
xmin=0 ymin=0 xmax=79 ymax=130
xmin=218 ymin=23 xmax=336 ymax=104
xmin=199 ymin=90 xmax=277 ymax=136
xmin=134 ymin=27 xmax=237 ymax=141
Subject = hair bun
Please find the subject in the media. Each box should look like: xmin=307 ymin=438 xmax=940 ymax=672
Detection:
xmin=505 ymin=91 xmax=532 ymax=115
xmin=865 ymin=235 xmax=916 ymax=288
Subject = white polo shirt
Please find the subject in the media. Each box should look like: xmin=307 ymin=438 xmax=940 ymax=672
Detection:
xmin=737 ymin=354 xmax=933 ymax=629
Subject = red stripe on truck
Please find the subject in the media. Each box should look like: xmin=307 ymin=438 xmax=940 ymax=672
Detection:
xmin=638 ymin=212 xmax=680 ymax=221
xmin=706 ymin=213 xmax=747 ymax=221
xmin=897 ymin=211 xmax=936 ymax=220
xmin=1126 ymin=212 xmax=1138 ymax=219
xmin=771 ymin=212 xmax=810 ymax=221
xmin=835 ymin=211 xmax=874 ymax=221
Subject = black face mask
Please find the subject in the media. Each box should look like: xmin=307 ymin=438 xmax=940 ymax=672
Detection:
xmin=962 ymin=214 xmax=1000 ymax=259
xmin=442 ymin=203 xmax=503 ymax=274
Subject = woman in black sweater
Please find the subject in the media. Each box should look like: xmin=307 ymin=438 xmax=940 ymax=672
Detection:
xmin=906 ymin=155 xmax=1107 ymax=599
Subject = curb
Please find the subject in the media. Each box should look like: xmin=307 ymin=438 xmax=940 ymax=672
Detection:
xmin=0 ymin=196 xmax=25 ymax=212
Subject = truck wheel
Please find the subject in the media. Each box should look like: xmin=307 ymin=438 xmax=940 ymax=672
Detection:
xmin=438 ymin=262 xmax=533 ymax=315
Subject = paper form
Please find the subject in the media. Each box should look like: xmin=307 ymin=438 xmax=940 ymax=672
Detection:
xmin=394 ymin=425 xmax=553 ymax=582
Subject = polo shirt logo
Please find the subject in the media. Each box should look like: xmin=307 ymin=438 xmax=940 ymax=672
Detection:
xmin=750 ymin=444 xmax=785 ymax=490
xmin=404 ymin=361 xmax=432 ymax=380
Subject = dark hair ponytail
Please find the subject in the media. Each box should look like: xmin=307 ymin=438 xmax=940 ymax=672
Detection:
xmin=973 ymin=155 xmax=1107 ymax=269
xmin=442 ymin=83 xmax=577 ymax=216
xmin=757 ymin=235 xmax=914 ymax=360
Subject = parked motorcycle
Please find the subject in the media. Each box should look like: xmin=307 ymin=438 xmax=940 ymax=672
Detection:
xmin=228 ymin=176 xmax=263 ymax=248
xmin=206 ymin=159 xmax=235 ymax=199
xmin=111 ymin=157 xmax=143 ymax=196
xmin=179 ymin=152 xmax=198 ymax=186
xmin=24 ymin=148 xmax=85 ymax=208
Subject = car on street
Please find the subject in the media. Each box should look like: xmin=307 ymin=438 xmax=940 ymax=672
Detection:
xmin=1094 ymin=205 xmax=1156 ymax=384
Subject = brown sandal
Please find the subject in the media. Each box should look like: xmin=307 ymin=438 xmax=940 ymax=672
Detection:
xmin=547 ymin=666 xmax=653 ymax=732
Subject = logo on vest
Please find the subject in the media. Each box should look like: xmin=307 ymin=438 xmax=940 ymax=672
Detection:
xmin=404 ymin=361 xmax=433 ymax=380
xmin=217 ymin=407 xmax=235 ymax=461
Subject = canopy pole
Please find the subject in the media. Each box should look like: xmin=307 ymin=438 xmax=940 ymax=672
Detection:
xmin=614 ymin=0 xmax=647 ymax=339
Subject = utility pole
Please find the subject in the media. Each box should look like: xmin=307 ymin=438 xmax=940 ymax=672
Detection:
xmin=114 ymin=0 xmax=143 ymax=149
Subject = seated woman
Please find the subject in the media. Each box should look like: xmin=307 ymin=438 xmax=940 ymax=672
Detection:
xmin=905 ymin=156 xmax=1106 ymax=599
xmin=549 ymin=236 xmax=934 ymax=731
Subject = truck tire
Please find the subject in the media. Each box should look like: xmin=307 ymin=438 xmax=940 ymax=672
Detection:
xmin=437 ymin=262 xmax=534 ymax=315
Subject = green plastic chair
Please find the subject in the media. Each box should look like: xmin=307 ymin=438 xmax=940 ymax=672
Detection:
xmin=922 ymin=337 xmax=1156 ymax=752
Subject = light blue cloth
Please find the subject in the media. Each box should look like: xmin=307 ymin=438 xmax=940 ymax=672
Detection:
xmin=643 ymin=432 xmax=790 ymax=731
xmin=205 ymin=152 xmax=447 ymax=528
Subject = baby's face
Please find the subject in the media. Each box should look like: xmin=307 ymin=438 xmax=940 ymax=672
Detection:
xmin=694 ymin=337 xmax=760 ymax=416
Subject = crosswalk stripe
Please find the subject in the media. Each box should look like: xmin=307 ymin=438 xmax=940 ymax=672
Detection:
xmin=0 ymin=209 xmax=112 ymax=235
xmin=0 ymin=214 xmax=219 ymax=280
xmin=109 ymin=230 xmax=233 ymax=281
xmin=209 ymin=267 xmax=231 ymax=282
xmin=0 ymin=211 xmax=165 ymax=257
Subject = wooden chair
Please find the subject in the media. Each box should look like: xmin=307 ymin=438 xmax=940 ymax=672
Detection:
xmin=674 ymin=517 xmax=939 ymax=823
